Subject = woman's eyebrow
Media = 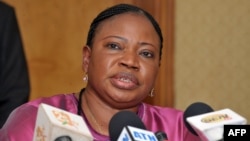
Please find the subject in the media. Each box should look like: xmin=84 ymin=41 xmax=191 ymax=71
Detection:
xmin=102 ymin=35 xmax=128 ymax=42
xmin=102 ymin=35 xmax=158 ymax=49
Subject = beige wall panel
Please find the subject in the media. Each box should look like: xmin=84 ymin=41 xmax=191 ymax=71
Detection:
xmin=175 ymin=0 xmax=250 ymax=123
xmin=3 ymin=0 xmax=115 ymax=100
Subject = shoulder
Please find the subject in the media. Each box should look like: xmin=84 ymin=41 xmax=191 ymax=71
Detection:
xmin=0 ymin=1 xmax=14 ymax=22
xmin=28 ymin=93 xmax=78 ymax=111
xmin=140 ymin=103 xmax=185 ymax=129
xmin=0 ymin=93 xmax=77 ymax=141
xmin=140 ymin=103 xmax=200 ymax=141
xmin=0 ymin=1 xmax=14 ymax=12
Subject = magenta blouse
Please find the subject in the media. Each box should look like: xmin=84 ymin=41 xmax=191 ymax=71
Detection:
xmin=0 ymin=93 xmax=200 ymax=141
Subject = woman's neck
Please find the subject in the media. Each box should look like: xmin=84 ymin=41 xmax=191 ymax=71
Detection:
xmin=78 ymin=88 xmax=112 ymax=135
xmin=77 ymin=88 xmax=141 ymax=136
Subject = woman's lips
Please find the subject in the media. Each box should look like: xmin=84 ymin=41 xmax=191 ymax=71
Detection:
xmin=110 ymin=72 xmax=139 ymax=90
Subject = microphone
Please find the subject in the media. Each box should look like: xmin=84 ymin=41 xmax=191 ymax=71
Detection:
xmin=183 ymin=102 xmax=247 ymax=141
xmin=183 ymin=102 xmax=214 ymax=136
xmin=33 ymin=103 xmax=93 ymax=141
xmin=109 ymin=110 xmax=158 ymax=141
xmin=155 ymin=131 xmax=168 ymax=141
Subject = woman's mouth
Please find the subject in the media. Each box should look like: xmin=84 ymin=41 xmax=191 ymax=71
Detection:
xmin=110 ymin=72 xmax=139 ymax=90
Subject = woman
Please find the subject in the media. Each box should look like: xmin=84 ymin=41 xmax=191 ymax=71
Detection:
xmin=0 ymin=3 xmax=200 ymax=141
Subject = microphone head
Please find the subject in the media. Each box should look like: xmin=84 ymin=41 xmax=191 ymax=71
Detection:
xmin=183 ymin=102 xmax=214 ymax=135
xmin=108 ymin=110 xmax=146 ymax=141
xmin=155 ymin=131 xmax=168 ymax=141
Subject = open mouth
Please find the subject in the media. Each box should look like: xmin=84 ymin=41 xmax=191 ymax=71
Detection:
xmin=110 ymin=72 xmax=139 ymax=90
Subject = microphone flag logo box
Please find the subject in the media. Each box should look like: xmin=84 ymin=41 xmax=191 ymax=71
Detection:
xmin=186 ymin=108 xmax=247 ymax=141
xmin=33 ymin=103 xmax=93 ymax=141
xmin=117 ymin=126 xmax=158 ymax=141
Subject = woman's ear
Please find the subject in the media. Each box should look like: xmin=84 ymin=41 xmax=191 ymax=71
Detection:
xmin=82 ymin=45 xmax=91 ymax=72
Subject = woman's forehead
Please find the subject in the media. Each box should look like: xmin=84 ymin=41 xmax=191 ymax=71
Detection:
xmin=95 ymin=13 xmax=159 ymax=40
xmin=96 ymin=12 xmax=151 ymax=31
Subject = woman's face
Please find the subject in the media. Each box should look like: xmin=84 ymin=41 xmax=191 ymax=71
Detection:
xmin=83 ymin=13 xmax=161 ymax=108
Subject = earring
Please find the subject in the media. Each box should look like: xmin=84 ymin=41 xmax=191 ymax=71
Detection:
xmin=83 ymin=73 xmax=88 ymax=82
xmin=149 ymin=88 xmax=155 ymax=97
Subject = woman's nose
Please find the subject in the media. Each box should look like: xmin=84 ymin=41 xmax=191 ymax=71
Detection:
xmin=119 ymin=50 xmax=139 ymax=70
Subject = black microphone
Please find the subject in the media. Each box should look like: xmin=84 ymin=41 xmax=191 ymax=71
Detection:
xmin=183 ymin=102 xmax=214 ymax=136
xmin=109 ymin=110 xmax=158 ymax=141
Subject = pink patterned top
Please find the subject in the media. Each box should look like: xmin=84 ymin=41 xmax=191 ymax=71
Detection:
xmin=0 ymin=93 xmax=200 ymax=141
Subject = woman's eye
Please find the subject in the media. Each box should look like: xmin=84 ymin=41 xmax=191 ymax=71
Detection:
xmin=107 ymin=43 xmax=120 ymax=50
xmin=140 ymin=51 xmax=154 ymax=58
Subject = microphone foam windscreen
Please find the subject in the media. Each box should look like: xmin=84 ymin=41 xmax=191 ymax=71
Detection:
xmin=108 ymin=110 xmax=146 ymax=141
xmin=155 ymin=131 xmax=168 ymax=140
xmin=183 ymin=102 xmax=214 ymax=135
